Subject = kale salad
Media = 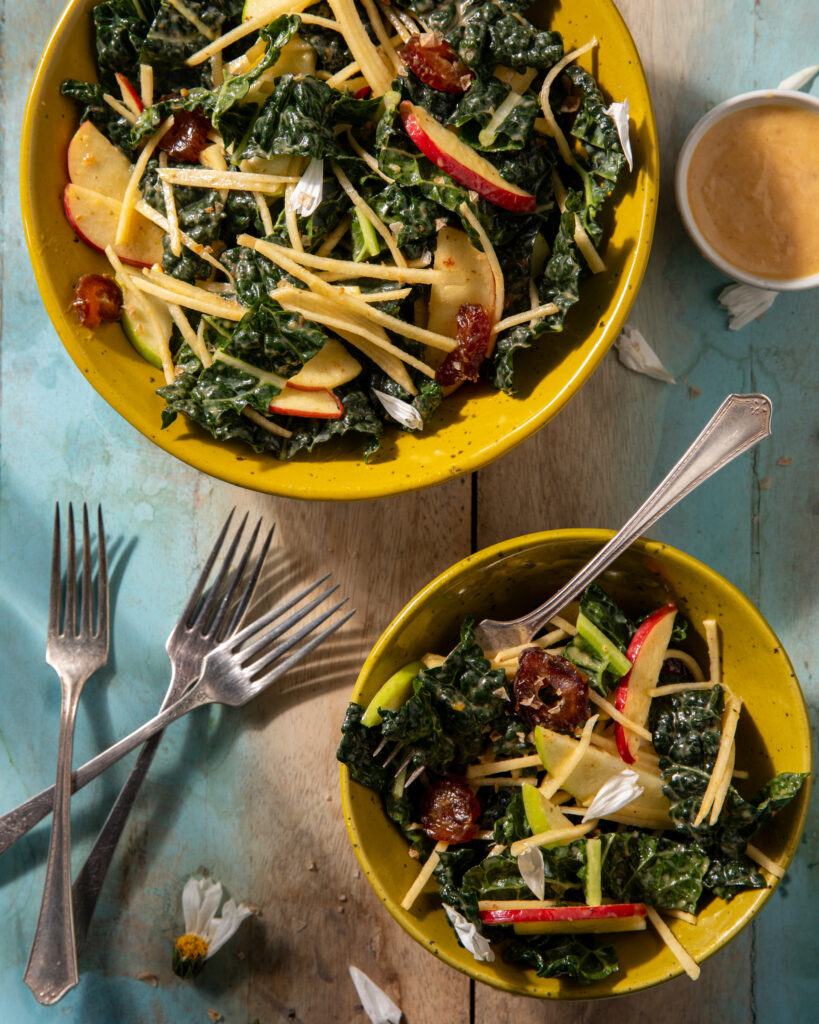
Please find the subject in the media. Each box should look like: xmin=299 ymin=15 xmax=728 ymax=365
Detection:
xmin=338 ymin=584 xmax=807 ymax=984
xmin=61 ymin=0 xmax=629 ymax=461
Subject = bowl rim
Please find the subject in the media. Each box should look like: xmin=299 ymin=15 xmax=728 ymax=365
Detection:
xmin=340 ymin=528 xmax=813 ymax=998
xmin=20 ymin=0 xmax=660 ymax=501
xmin=674 ymin=88 xmax=819 ymax=292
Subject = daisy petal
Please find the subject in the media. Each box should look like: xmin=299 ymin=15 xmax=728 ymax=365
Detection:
xmin=205 ymin=900 xmax=255 ymax=958
xmin=182 ymin=877 xmax=202 ymax=934
xmin=194 ymin=879 xmax=223 ymax=936
xmin=443 ymin=905 xmax=495 ymax=962
xmin=348 ymin=965 xmax=403 ymax=1024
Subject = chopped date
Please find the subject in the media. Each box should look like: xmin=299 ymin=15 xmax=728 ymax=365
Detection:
xmin=513 ymin=649 xmax=589 ymax=733
xmin=72 ymin=274 xmax=123 ymax=327
xmin=399 ymin=33 xmax=474 ymax=95
xmin=436 ymin=303 xmax=492 ymax=387
xmin=159 ymin=107 xmax=212 ymax=163
xmin=420 ymin=776 xmax=481 ymax=843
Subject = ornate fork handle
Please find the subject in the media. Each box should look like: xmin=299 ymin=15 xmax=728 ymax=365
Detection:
xmin=474 ymin=393 xmax=773 ymax=654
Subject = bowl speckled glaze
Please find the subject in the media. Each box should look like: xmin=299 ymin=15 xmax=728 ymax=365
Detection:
xmin=340 ymin=531 xmax=812 ymax=998
xmin=21 ymin=0 xmax=658 ymax=500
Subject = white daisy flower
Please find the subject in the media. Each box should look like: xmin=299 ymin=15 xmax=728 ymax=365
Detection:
xmin=173 ymin=876 xmax=256 ymax=978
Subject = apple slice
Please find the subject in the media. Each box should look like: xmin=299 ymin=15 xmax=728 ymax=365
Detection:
xmin=115 ymin=72 xmax=144 ymax=115
xmin=399 ymin=101 xmax=536 ymax=213
xmin=521 ymin=782 xmax=572 ymax=846
xmin=533 ymin=726 xmax=671 ymax=827
xmin=64 ymin=183 xmax=165 ymax=267
xmin=269 ymin=386 xmax=343 ymax=419
xmin=614 ymin=605 xmax=677 ymax=764
xmin=288 ymin=339 xmax=362 ymax=391
xmin=361 ymin=660 xmax=424 ymax=727
xmin=120 ymin=287 xmax=171 ymax=369
xmin=67 ymin=121 xmax=133 ymax=198
xmin=481 ymin=902 xmax=648 ymax=934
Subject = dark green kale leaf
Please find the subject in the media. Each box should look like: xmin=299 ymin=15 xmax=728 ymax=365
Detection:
xmin=369 ymin=367 xmax=443 ymax=430
xmin=297 ymin=1 xmax=352 ymax=73
xmin=651 ymin=689 xmax=808 ymax=899
xmin=226 ymin=296 xmax=328 ymax=377
xmin=580 ymin=584 xmax=634 ymax=651
xmin=599 ymin=832 xmax=709 ymax=914
xmin=565 ymin=65 xmax=626 ymax=196
xmin=491 ymin=791 xmax=531 ymax=846
xmin=449 ymin=75 xmax=537 ymax=152
xmin=161 ymin=190 xmax=225 ymax=281
xmin=140 ymin=1 xmax=229 ymax=92
xmin=281 ymin=385 xmax=383 ymax=460
xmin=651 ymin=686 xmax=724 ymax=772
xmin=369 ymin=183 xmax=442 ymax=250
xmin=238 ymin=75 xmax=340 ymax=162
xmin=403 ymin=0 xmax=563 ymax=71
xmin=93 ymin=0 xmax=155 ymax=89
xmin=504 ymin=934 xmax=619 ymax=983
xmin=435 ymin=846 xmax=485 ymax=925
xmin=490 ymin=714 xmax=530 ymax=760
xmin=379 ymin=618 xmax=509 ymax=774
xmin=221 ymin=244 xmax=290 ymax=304
xmin=337 ymin=702 xmax=390 ymax=791
xmin=158 ymin=345 xmax=285 ymax=451
xmin=462 ymin=839 xmax=585 ymax=902
xmin=703 ymin=855 xmax=766 ymax=901
xmin=60 ymin=80 xmax=136 ymax=157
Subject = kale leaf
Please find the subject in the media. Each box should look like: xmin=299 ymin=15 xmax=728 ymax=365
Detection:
xmin=226 ymin=296 xmax=329 ymax=377
xmin=337 ymin=702 xmax=390 ymax=791
xmin=60 ymin=80 xmax=136 ymax=157
xmin=281 ymin=385 xmax=383 ymax=460
xmin=448 ymin=75 xmax=538 ymax=152
xmin=600 ymin=832 xmax=709 ymax=914
xmin=238 ymin=75 xmax=340 ymax=162
xmin=504 ymin=934 xmax=619 ymax=983
xmin=93 ymin=0 xmax=155 ymax=89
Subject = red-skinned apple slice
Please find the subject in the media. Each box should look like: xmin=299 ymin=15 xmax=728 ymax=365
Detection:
xmin=64 ymin=183 xmax=165 ymax=267
xmin=269 ymin=386 xmax=343 ymax=419
xmin=614 ymin=604 xmax=678 ymax=764
xmin=399 ymin=101 xmax=536 ymax=213
xmin=67 ymin=121 xmax=133 ymax=198
xmin=287 ymin=339 xmax=362 ymax=391
xmin=481 ymin=902 xmax=648 ymax=935
xmin=115 ymin=73 xmax=144 ymax=115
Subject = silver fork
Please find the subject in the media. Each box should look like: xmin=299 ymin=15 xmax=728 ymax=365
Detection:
xmin=71 ymin=510 xmax=275 ymax=946
xmin=0 ymin=576 xmax=353 ymax=855
xmin=472 ymin=393 xmax=773 ymax=656
xmin=23 ymin=504 xmax=109 ymax=1006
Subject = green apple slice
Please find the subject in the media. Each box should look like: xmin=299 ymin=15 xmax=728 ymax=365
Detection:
xmin=585 ymin=837 xmax=602 ymax=907
xmin=534 ymin=726 xmax=671 ymax=827
xmin=361 ymin=660 xmax=424 ymax=727
xmin=521 ymin=782 xmax=572 ymax=846
xmin=120 ymin=287 xmax=171 ymax=369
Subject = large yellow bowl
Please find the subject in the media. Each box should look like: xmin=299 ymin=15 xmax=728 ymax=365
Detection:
xmin=340 ymin=531 xmax=812 ymax=997
xmin=21 ymin=1 xmax=658 ymax=500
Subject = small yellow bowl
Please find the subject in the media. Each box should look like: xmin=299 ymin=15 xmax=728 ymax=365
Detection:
xmin=21 ymin=0 xmax=658 ymax=500
xmin=340 ymin=531 xmax=812 ymax=998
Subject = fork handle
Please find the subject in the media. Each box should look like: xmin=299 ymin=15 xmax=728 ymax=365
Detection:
xmin=0 ymin=686 xmax=207 ymax=858
xmin=72 ymin=668 xmax=189 ymax=945
xmin=476 ymin=393 xmax=773 ymax=652
xmin=23 ymin=689 xmax=80 ymax=1004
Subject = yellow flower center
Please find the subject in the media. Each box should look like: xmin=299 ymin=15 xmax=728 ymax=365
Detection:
xmin=175 ymin=933 xmax=209 ymax=960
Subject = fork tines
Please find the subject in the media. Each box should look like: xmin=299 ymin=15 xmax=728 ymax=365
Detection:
xmin=49 ymin=503 xmax=107 ymax=640
xmin=179 ymin=509 xmax=274 ymax=643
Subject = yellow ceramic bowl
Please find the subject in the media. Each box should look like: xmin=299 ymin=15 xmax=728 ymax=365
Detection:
xmin=21 ymin=1 xmax=658 ymax=500
xmin=340 ymin=531 xmax=812 ymax=998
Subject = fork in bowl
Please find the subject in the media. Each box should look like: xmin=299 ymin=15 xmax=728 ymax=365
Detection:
xmin=23 ymin=503 xmax=108 ymax=1006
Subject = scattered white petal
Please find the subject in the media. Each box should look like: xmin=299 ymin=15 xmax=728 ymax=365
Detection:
xmin=778 ymin=64 xmax=819 ymax=90
xmin=615 ymin=324 xmax=675 ymax=383
xmin=373 ymin=390 xmax=424 ymax=430
xmin=604 ymin=98 xmax=633 ymax=170
xmin=348 ymin=965 xmax=403 ymax=1024
xmin=289 ymin=158 xmax=324 ymax=217
xmin=582 ymin=769 xmax=644 ymax=823
xmin=443 ymin=905 xmax=495 ymax=962
xmin=718 ymin=283 xmax=778 ymax=330
xmin=205 ymin=898 xmax=256 ymax=958
xmin=516 ymin=845 xmax=545 ymax=901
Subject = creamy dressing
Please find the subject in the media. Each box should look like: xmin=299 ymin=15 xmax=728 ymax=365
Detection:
xmin=687 ymin=104 xmax=819 ymax=280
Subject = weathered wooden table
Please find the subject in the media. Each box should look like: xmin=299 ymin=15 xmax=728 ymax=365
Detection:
xmin=1 ymin=1 xmax=816 ymax=1021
